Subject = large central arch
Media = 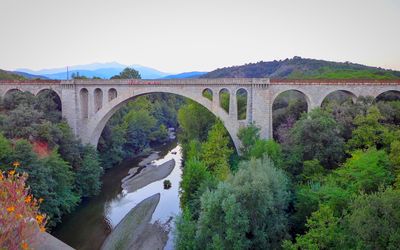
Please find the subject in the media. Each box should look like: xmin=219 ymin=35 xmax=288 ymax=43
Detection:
xmin=82 ymin=87 xmax=241 ymax=152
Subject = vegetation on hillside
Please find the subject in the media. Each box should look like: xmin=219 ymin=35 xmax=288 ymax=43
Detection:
xmin=202 ymin=56 xmax=400 ymax=80
xmin=0 ymin=69 xmax=26 ymax=80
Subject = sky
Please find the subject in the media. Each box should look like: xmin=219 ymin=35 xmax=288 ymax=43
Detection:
xmin=1 ymin=0 xmax=399 ymax=73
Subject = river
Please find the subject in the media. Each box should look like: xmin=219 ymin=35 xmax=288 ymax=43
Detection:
xmin=52 ymin=140 xmax=182 ymax=250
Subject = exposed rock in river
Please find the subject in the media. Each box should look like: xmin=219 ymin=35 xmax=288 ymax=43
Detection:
xmin=121 ymin=159 xmax=175 ymax=193
xmin=101 ymin=193 xmax=168 ymax=250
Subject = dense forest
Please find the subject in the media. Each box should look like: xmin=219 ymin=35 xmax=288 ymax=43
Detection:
xmin=202 ymin=56 xmax=400 ymax=80
xmin=174 ymin=90 xmax=400 ymax=249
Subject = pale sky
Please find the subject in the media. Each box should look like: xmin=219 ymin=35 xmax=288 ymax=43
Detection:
xmin=1 ymin=0 xmax=399 ymax=73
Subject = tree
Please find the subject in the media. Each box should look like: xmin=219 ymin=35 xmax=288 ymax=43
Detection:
xmin=249 ymin=139 xmax=283 ymax=168
xmin=75 ymin=145 xmax=103 ymax=197
xmin=124 ymin=109 xmax=157 ymax=154
xmin=237 ymin=123 xmax=260 ymax=158
xmin=347 ymin=106 xmax=393 ymax=151
xmin=111 ymin=67 xmax=141 ymax=79
xmin=283 ymin=108 xmax=345 ymax=176
xmin=389 ymin=140 xmax=400 ymax=173
xmin=345 ymin=188 xmax=400 ymax=250
xmin=180 ymin=159 xmax=212 ymax=215
xmin=0 ymin=134 xmax=12 ymax=164
xmin=40 ymin=150 xmax=79 ymax=225
xmin=200 ymin=120 xmax=233 ymax=179
xmin=178 ymin=101 xmax=216 ymax=144
xmin=283 ymin=205 xmax=346 ymax=250
xmin=196 ymin=182 xmax=250 ymax=250
xmin=335 ymin=148 xmax=393 ymax=194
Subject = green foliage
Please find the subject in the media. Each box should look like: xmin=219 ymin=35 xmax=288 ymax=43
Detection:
xmin=40 ymin=150 xmax=79 ymax=225
xmin=249 ymin=139 xmax=283 ymax=167
xmin=347 ymin=106 xmax=392 ymax=151
xmin=200 ymin=121 xmax=233 ymax=179
xmin=236 ymin=89 xmax=247 ymax=120
xmin=389 ymin=140 xmax=400 ymax=172
xmin=289 ymin=66 xmax=400 ymax=80
xmin=180 ymin=159 xmax=211 ymax=213
xmin=178 ymin=101 xmax=216 ymax=145
xmin=283 ymin=205 xmax=345 ymax=250
xmin=335 ymin=148 xmax=393 ymax=194
xmin=110 ymin=67 xmax=141 ymax=79
xmin=0 ymin=133 xmax=12 ymax=163
xmin=237 ymin=123 xmax=260 ymax=158
xmin=300 ymin=159 xmax=325 ymax=183
xmin=345 ymin=188 xmax=400 ymax=250
xmin=177 ymin=157 xmax=291 ymax=249
xmin=196 ymin=182 xmax=250 ymax=250
xmin=219 ymin=91 xmax=230 ymax=113
xmin=283 ymin=108 xmax=345 ymax=177
xmin=75 ymin=145 xmax=103 ymax=197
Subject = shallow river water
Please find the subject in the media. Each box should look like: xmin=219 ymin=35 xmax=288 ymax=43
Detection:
xmin=52 ymin=141 xmax=182 ymax=250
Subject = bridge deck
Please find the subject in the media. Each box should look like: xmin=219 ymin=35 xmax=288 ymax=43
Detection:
xmin=0 ymin=78 xmax=399 ymax=85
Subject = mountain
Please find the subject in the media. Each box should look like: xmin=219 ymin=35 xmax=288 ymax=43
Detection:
xmin=0 ymin=69 xmax=26 ymax=80
xmin=161 ymin=71 xmax=207 ymax=79
xmin=12 ymin=71 xmax=48 ymax=79
xmin=17 ymin=62 xmax=170 ymax=80
xmin=202 ymin=56 xmax=400 ymax=80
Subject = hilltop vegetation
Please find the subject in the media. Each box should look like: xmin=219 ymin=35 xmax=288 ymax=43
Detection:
xmin=0 ymin=69 xmax=26 ymax=80
xmin=202 ymin=56 xmax=400 ymax=80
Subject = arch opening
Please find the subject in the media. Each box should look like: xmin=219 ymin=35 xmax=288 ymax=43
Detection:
xmin=80 ymin=88 xmax=89 ymax=119
xmin=272 ymin=90 xmax=309 ymax=142
xmin=236 ymin=88 xmax=247 ymax=120
xmin=202 ymin=88 xmax=213 ymax=101
xmin=92 ymin=91 xmax=240 ymax=160
xmin=36 ymin=89 xmax=62 ymax=112
xmin=219 ymin=88 xmax=230 ymax=113
xmin=321 ymin=90 xmax=356 ymax=108
xmin=108 ymin=88 xmax=118 ymax=102
xmin=3 ymin=89 xmax=35 ymax=110
xmin=94 ymin=88 xmax=103 ymax=112
xmin=376 ymin=90 xmax=400 ymax=102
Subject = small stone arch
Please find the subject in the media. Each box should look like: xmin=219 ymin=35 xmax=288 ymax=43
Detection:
xmin=94 ymin=88 xmax=103 ymax=112
xmin=4 ymin=88 xmax=23 ymax=97
xmin=236 ymin=88 xmax=248 ymax=120
xmin=321 ymin=90 xmax=357 ymax=107
xmin=202 ymin=88 xmax=213 ymax=101
xmin=272 ymin=89 xmax=310 ymax=141
xmin=108 ymin=88 xmax=118 ymax=102
xmin=219 ymin=88 xmax=230 ymax=113
xmin=80 ymin=88 xmax=89 ymax=119
xmin=375 ymin=90 xmax=400 ymax=102
xmin=36 ymin=89 xmax=62 ymax=111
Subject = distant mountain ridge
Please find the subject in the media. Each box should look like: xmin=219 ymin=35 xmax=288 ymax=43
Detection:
xmin=202 ymin=56 xmax=400 ymax=80
xmin=17 ymin=62 xmax=171 ymax=80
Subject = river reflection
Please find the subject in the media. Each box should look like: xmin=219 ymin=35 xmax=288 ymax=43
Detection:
xmin=52 ymin=141 xmax=182 ymax=250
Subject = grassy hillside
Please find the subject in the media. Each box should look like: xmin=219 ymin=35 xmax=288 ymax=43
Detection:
xmin=202 ymin=56 xmax=400 ymax=80
xmin=0 ymin=69 xmax=26 ymax=80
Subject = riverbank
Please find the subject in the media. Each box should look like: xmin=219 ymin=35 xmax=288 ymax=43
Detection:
xmin=101 ymin=193 xmax=168 ymax=250
xmin=122 ymin=158 xmax=176 ymax=193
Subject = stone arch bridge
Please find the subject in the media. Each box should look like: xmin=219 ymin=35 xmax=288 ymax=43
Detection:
xmin=1 ymin=78 xmax=399 ymax=151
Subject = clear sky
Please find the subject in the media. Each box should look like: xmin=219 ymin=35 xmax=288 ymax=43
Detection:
xmin=1 ymin=0 xmax=399 ymax=73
